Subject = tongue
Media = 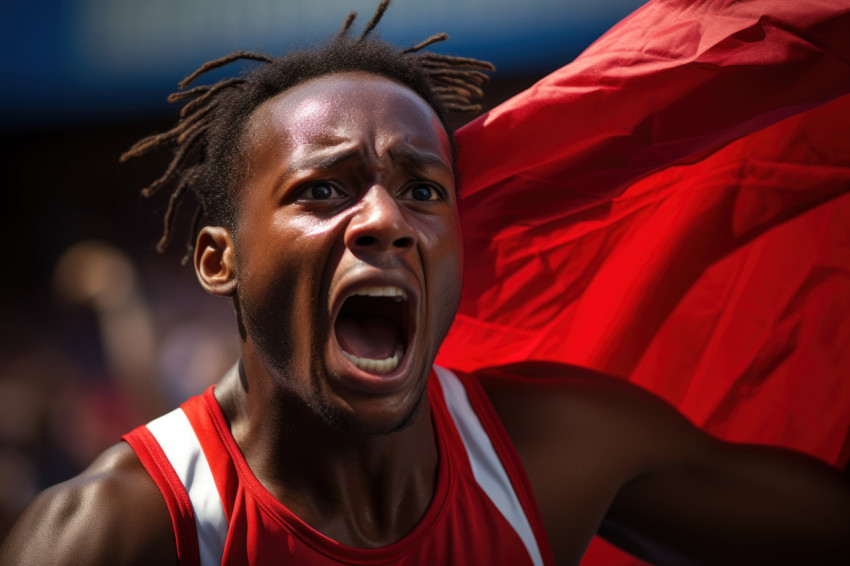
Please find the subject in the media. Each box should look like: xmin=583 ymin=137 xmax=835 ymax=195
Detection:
xmin=335 ymin=317 xmax=400 ymax=360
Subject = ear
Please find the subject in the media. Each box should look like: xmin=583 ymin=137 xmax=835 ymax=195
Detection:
xmin=194 ymin=226 xmax=238 ymax=297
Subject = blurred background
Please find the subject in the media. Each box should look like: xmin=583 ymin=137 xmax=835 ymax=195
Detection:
xmin=0 ymin=0 xmax=645 ymax=537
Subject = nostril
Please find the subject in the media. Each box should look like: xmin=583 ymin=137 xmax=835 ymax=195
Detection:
xmin=356 ymin=235 xmax=379 ymax=247
xmin=354 ymin=236 xmax=414 ymax=249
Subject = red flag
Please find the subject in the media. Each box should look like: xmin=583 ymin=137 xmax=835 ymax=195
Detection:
xmin=439 ymin=1 xmax=850 ymax=562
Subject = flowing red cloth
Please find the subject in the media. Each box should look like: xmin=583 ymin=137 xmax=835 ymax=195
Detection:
xmin=437 ymin=1 xmax=850 ymax=563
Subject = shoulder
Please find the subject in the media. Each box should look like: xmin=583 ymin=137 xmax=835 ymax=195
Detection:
xmin=471 ymin=361 xmax=718 ymax=560
xmin=0 ymin=442 xmax=176 ymax=566
xmin=474 ymin=361 xmax=713 ymax=470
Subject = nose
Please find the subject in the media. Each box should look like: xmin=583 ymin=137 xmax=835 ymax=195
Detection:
xmin=345 ymin=186 xmax=416 ymax=257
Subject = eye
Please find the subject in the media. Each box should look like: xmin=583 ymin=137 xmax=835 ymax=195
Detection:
xmin=405 ymin=182 xmax=443 ymax=202
xmin=301 ymin=182 xmax=343 ymax=200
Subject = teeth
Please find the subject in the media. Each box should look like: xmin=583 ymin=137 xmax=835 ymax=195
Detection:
xmin=342 ymin=348 xmax=403 ymax=374
xmin=354 ymin=286 xmax=407 ymax=302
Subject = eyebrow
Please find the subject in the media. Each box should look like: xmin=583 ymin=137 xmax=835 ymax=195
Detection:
xmin=284 ymin=143 xmax=452 ymax=178
xmin=283 ymin=144 xmax=365 ymax=177
xmin=386 ymin=146 xmax=453 ymax=176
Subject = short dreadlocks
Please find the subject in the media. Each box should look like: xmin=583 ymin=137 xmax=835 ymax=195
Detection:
xmin=121 ymin=0 xmax=494 ymax=262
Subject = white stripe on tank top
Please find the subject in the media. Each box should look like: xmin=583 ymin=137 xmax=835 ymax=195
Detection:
xmin=434 ymin=365 xmax=545 ymax=566
xmin=147 ymin=408 xmax=228 ymax=566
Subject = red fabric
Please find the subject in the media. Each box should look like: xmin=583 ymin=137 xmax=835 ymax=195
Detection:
xmin=437 ymin=1 xmax=850 ymax=564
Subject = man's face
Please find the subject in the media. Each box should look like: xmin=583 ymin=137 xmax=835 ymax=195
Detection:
xmin=230 ymin=72 xmax=462 ymax=434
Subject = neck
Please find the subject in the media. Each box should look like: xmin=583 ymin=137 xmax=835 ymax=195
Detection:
xmin=214 ymin=356 xmax=439 ymax=548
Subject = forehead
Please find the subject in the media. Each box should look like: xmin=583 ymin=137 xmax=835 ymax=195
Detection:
xmin=243 ymin=72 xmax=451 ymax=165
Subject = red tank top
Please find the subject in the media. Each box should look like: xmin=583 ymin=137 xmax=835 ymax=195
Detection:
xmin=123 ymin=366 xmax=554 ymax=565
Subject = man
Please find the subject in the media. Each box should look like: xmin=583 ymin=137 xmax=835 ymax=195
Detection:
xmin=2 ymin=1 xmax=849 ymax=565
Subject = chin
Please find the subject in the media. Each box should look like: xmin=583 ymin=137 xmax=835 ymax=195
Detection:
xmin=337 ymin=402 xmax=424 ymax=437
xmin=317 ymin=368 xmax=431 ymax=436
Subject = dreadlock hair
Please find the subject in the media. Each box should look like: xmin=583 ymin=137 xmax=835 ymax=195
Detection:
xmin=121 ymin=0 xmax=494 ymax=263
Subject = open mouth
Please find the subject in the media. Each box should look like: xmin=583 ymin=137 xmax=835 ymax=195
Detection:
xmin=334 ymin=286 xmax=411 ymax=375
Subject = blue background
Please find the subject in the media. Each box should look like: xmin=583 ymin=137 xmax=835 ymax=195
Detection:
xmin=1 ymin=0 xmax=643 ymax=129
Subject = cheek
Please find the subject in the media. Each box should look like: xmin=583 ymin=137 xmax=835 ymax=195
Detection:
xmin=435 ymin=226 xmax=463 ymax=290
xmin=426 ymin=210 xmax=462 ymax=261
xmin=429 ymin=254 xmax=462 ymax=353
xmin=234 ymin=213 xmax=339 ymax=321
xmin=422 ymin=217 xmax=463 ymax=324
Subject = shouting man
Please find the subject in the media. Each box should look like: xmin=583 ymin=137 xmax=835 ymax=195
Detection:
xmin=3 ymin=2 xmax=849 ymax=565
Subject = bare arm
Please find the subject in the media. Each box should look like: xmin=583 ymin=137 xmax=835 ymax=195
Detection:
xmin=0 ymin=443 xmax=176 ymax=566
xmin=603 ymin=439 xmax=850 ymax=565
xmin=480 ymin=361 xmax=850 ymax=565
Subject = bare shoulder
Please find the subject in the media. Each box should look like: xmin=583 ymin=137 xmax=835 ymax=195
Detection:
xmin=476 ymin=361 xmax=711 ymax=473
xmin=0 ymin=442 xmax=176 ymax=566
xmin=474 ymin=361 xmax=714 ymax=563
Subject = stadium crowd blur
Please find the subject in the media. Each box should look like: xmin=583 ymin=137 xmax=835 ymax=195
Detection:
xmin=0 ymin=118 xmax=243 ymax=535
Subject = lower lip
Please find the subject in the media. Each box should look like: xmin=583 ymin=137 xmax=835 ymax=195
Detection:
xmin=329 ymin=338 xmax=414 ymax=395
